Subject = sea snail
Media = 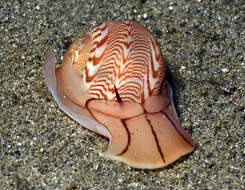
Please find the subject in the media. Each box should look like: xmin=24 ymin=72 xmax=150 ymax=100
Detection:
xmin=42 ymin=21 xmax=194 ymax=169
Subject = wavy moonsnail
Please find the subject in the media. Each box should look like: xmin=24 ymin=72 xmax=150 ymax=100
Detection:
xmin=42 ymin=21 xmax=194 ymax=169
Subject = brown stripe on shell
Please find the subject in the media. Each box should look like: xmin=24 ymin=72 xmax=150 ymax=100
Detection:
xmin=82 ymin=21 xmax=164 ymax=103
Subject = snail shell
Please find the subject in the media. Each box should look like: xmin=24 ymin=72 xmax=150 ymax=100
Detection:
xmin=43 ymin=21 xmax=194 ymax=169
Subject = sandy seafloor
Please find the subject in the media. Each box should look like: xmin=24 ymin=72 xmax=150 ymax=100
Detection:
xmin=0 ymin=0 xmax=244 ymax=189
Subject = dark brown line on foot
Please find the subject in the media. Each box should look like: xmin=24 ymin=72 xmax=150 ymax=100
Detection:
xmin=160 ymin=111 xmax=192 ymax=145
xmin=85 ymin=99 xmax=107 ymax=137
xmin=145 ymin=115 xmax=166 ymax=164
xmin=117 ymin=119 xmax=130 ymax=156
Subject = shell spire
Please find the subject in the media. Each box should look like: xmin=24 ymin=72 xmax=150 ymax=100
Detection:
xmin=43 ymin=21 xmax=194 ymax=169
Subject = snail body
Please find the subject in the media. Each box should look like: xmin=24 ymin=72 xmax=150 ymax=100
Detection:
xmin=43 ymin=21 xmax=194 ymax=169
